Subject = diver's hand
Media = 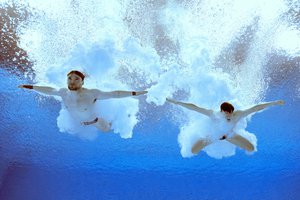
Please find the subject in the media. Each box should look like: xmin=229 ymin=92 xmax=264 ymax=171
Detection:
xmin=166 ymin=98 xmax=177 ymax=104
xmin=18 ymin=84 xmax=33 ymax=89
xmin=134 ymin=91 xmax=148 ymax=96
xmin=275 ymin=100 xmax=285 ymax=105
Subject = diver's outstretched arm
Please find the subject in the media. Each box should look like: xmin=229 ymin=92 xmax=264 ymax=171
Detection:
xmin=237 ymin=100 xmax=284 ymax=119
xmin=166 ymin=98 xmax=213 ymax=117
xmin=18 ymin=85 xmax=61 ymax=96
xmin=95 ymin=89 xmax=147 ymax=100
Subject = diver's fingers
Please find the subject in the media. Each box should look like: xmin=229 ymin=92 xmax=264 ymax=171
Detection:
xmin=137 ymin=91 xmax=148 ymax=95
xmin=277 ymin=100 xmax=285 ymax=105
xmin=166 ymin=98 xmax=175 ymax=103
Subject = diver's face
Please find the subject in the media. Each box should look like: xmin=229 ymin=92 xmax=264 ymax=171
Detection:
xmin=222 ymin=110 xmax=233 ymax=121
xmin=67 ymin=73 xmax=83 ymax=91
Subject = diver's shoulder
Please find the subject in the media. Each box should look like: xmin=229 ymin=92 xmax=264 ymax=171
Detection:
xmin=57 ymin=88 xmax=69 ymax=96
xmin=85 ymin=88 xmax=102 ymax=93
xmin=233 ymin=110 xmax=242 ymax=113
xmin=58 ymin=88 xmax=68 ymax=93
xmin=233 ymin=110 xmax=243 ymax=117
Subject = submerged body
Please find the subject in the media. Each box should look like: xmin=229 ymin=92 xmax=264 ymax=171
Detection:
xmin=166 ymin=98 xmax=284 ymax=154
xmin=19 ymin=70 xmax=147 ymax=132
xmin=53 ymin=87 xmax=117 ymax=131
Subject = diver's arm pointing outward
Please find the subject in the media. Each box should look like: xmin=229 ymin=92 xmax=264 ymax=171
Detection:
xmin=94 ymin=89 xmax=148 ymax=100
xmin=18 ymin=85 xmax=62 ymax=96
xmin=166 ymin=98 xmax=213 ymax=117
xmin=235 ymin=100 xmax=285 ymax=119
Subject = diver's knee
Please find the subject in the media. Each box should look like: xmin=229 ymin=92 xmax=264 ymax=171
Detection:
xmin=246 ymin=143 xmax=255 ymax=152
xmin=99 ymin=121 xmax=112 ymax=132
xmin=101 ymin=126 xmax=111 ymax=132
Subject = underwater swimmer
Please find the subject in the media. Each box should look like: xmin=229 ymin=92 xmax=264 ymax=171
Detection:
xmin=166 ymin=98 xmax=284 ymax=154
xmin=19 ymin=70 xmax=147 ymax=132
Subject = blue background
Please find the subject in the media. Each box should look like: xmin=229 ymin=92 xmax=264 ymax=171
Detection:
xmin=0 ymin=68 xmax=299 ymax=200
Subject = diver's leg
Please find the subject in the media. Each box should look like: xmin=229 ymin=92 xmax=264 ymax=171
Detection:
xmin=226 ymin=134 xmax=254 ymax=152
xmin=191 ymin=139 xmax=212 ymax=154
xmin=93 ymin=117 xmax=112 ymax=132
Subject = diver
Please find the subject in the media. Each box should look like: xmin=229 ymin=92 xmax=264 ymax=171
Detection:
xmin=19 ymin=70 xmax=147 ymax=132
xmin=166 ymin=98 xmax=284 ymax=154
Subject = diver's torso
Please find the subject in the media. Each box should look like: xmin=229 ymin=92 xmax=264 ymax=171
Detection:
xmin=211 ymin=112 xmax=238 ymax=135
xmin=60 ymin=88 xmax=97 ymax=119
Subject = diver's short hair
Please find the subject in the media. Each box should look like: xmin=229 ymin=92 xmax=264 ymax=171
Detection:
xmin=220 ymin=102 xmax=234 ymax=113
xmin=67 ymin=70 xmax=85 ymax=81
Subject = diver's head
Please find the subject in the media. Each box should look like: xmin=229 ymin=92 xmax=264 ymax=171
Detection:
xmin=220 ymin=102 xmax=234 ymax=120
xmin=67 ymin=70 xmax=85 ymax=91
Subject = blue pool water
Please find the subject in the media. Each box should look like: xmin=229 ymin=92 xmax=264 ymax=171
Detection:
xmin=1 ymin=1 xmax=300 ymax=199
xmin=1 ymin=68 xmax=300 ymax=199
